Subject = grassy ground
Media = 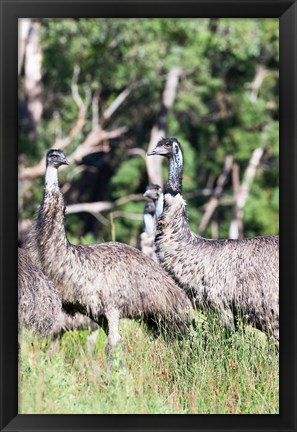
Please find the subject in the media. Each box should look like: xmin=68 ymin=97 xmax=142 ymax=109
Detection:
xmin=18 ymin=312 xmax=279 ymax=414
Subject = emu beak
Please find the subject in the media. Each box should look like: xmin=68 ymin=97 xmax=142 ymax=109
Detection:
xmin=147 ymin=146 xmax=168 ymax=156
xmin=143 ymin=190 xmax=153 ymax=198
xmin=60 ymin=157 xmax=69 ymax=166
xmin=147 ymin=148 xmax=157 ymax=156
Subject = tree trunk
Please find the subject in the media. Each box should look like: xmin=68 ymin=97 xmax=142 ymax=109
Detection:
xmin=198 ymin=155 xmax=233 ymax=234
xmin=18 ymin=18 xmax=31 ymax=76
xmin=24 ymin=21 xmax=43 ymax=137
xmin=146 ymin=67 xmax=182 ymax=187
xmin=229 ymin=162 xmax=243 ymax=239
xmin=229 ymin=148 xmax=264 ymax=239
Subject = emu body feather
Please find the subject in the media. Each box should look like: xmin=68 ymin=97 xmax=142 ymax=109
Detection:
xmin=18 ymin=247 xmax=62 ymax=335
xmin=25 ymin=150 xmax=192 ymax=361
xmin=149 ymin=138 xmax=279 ymax=343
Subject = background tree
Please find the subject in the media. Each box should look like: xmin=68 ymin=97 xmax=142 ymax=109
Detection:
xmin=18 ymin=18 xmax=279 ymax=246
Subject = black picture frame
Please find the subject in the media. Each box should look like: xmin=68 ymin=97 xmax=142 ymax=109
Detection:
xmin=1 ymin=1 xmax=296 ymax=431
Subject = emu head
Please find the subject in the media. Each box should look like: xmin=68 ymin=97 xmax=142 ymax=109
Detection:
xmin=147 ymin=137 xmax=182 ymax=159
xmin=143 ymin=184 xmax=162 ymax=201
xmin=148 ymin=137 xmax=183 ymax=195
xmin=144 ymin=200 xmax=156 ymax=216
xmin=46 ymin=149 xmax=69 ymax=169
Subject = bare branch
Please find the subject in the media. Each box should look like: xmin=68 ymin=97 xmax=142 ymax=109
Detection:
xmin=229 ymin=147 xmax=265 ymax=239
xmin=114 ymin=193 xmax=144 ymax=206
xmin=238 ymin=148 xmax=264 ymax=209
xmin=100 ymin=74 xmax=171 ymax=125
xmin=51 ymin=65 xmax=90 ymax=151
xmin=246 ymin=65 xmax=268 ymax=103
xmin=67 ymin=126 xmax=128 ymax=164
xmin=229 ymin=162 xmax=243 ymax=239
xmin=110 ymin=211 xmax=143 ymax=221
xmin=18 ymin=18 xmax=31 ymax=76
xmin=126 ymin=148 xmax=147 ymax=159
xmin=198 ymin=155 xmax=234 ymax=234
xmin=101 ymin=86 xmax=132 ymax=122
xmin=146 ymin=67 xmax=182 ymax=187
xmin=19 ymin=126 xmax=127 ymax=180
xmin=19 ymin=75 xmax=172 ymax=182
xmin=66 ymin=201 xmax=114 ymax=215
xmin=23 ymin=21 xmax=43 ymax=136
xmin=66 ymin=193 xmax=144 ymax=216
xmin=71 ymin=64 xmax=84 ymax=110
xmin=92 ymin=90 xmax=100 ymax=130
xmin=211 ymin=217 xmax=219 ymax=239
xmin=90 ymin=212 xmax=110 ymax=226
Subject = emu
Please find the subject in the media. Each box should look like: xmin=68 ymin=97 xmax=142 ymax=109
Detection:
xmin=148 ymin=137 xmax=279 ymax=344
xmin=18 ymin=247 xmax=62 ymax=335
xmin=51 ymin=310 xmax=98 ymax=335
xmin=25 ymin=149 xmax=192 ymax=364
xmin=140 ymin=184 xmax=162 ymax=262
xmin=19 ymin=247 xmax=96 ymax=342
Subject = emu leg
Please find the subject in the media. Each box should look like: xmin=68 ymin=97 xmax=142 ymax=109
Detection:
xmin=104 ymin=309 xmax=123 ymax=372
xmin=86 ymin=329 xmax=100 ymax=354
xmin=221 ymin=309 xmax=236 ymax=338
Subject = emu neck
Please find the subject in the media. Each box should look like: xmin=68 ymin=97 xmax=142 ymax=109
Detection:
xmin=155 ymin=192 xmax=164 ymax=220
xmin=144 ymin=213 xmax=155 ymax=235
xmin=162 ymin=193 xmax=194 ymax=243
xmin=37 ymin=184 xmax=69 ymax=266
xmin=45 ymin=166 xmax=59 ymax=189
xmin=167 ymin=149 xmax=183 ymax=195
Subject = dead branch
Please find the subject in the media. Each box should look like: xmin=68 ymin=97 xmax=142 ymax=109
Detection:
xmin=146 ymin=67 xmax=182 ymax=187
xmin=24 ymin=21 xmax=43 ymax=136
xmin=53 ymin=65 xmax=89 ymax=150
xmin=109 ymin=211 xmax=143 ymax=221
xmin=67 ymin=126 xmax=128 ymax=165
xmin=18 ymin=18 xmax=31 ymax=76
xmin=101 ymin=87 xmax=132 ymax=123
xmin=66 ymin=201 xmax=114 ymax=215
xmin=19 ymin=126 xmax=127 ymax=180
xmin=211 ymin=217 xmax=219 ymax=240
xmin=71 ymin=65 xmax=84 ymax=109
xmin=92 ymin=90 xmax=100 ymax=130
xmin=237 ymin=148 xmax=264 ymax=209
xmin=66 ymin=193 xmax=144 ymax=216
xmin=229 ymin=162 xmax=243 ymax=239
xmin=114 ymin=193 xmax=144 ymax=207
xmin=228 ymin=147 xmax=265 ymax=239
xmin=19 ymin=68 xmax=130 ymax=180
xmin=246 ymin=65 xmax=268 ymax=103
xmin=126 ymin=148 xmax=147 ymax=159
xmin=198 ymin=155 xmax=234 ymax=233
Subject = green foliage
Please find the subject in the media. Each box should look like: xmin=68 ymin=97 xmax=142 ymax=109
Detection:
xmin=244 ymin=184 xmax=279 ymax=236
xmin=111 ymin=157 xmax=144 ymax=199
xmin=18 ymin=20 xmax=279 ymax=414
xmin=19 ymin=18 xmax=279 ymax=244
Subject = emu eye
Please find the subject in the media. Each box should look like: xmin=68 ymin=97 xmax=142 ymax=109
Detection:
xmin=165 ymin=143 xmax=171 ymax=148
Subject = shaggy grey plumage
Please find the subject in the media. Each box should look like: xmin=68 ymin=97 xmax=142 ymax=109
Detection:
xmin=140 ymin=184 xmax=162 ymax=262
xmin=51 ymin=311 xmax=98 ymax=335
xmin=148 ymin=137 xmax=279 ymax=343
xmin=18 ymin=247 xmax=62 ymax=335
xmin=19 ymin=246 xmax=96 ymax=337
xmin=25 ymin=149 xmax=192 ymax=361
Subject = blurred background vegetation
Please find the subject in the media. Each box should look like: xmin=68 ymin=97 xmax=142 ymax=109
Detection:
xmin=18 ymin=18 xmax=279 ymax=246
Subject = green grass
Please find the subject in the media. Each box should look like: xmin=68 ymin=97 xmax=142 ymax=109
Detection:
xmin=18 ymin=312 xmax=279 ymax=414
